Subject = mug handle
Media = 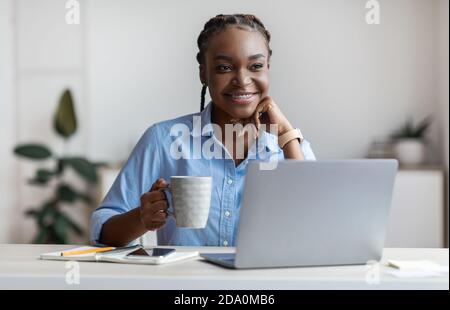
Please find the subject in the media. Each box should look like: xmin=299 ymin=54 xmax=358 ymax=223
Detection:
xmin=158 ymin=186 xmax=174 ymax=216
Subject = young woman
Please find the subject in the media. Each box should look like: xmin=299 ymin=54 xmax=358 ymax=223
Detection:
xmin=91 ymin=14 xmax=316 ymax=247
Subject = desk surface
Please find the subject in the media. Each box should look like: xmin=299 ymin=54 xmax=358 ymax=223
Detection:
xmin=0 ymin=244 xmax=448 ymax=290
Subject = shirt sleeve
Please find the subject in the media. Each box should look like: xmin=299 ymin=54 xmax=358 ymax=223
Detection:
xmin=90 ymin=125 xmax=162 ymax=245
xmin=300 ymin=139 xmax=316 ymax=160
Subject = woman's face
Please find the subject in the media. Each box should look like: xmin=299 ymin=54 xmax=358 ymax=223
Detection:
xmin=200 ymin=25 xmax=270 ymax=120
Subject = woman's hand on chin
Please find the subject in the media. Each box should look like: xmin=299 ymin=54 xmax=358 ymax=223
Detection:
xmin=252 ymin=96 xmax=294 ymax=136
xmin=227 ymin=97 xmax=294 ymax=139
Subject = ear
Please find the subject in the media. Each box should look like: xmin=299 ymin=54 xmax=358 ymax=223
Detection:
xmin=199 ymin=64 xmax=207 ymax=85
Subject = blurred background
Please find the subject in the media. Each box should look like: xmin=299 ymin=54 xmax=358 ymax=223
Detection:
xmin=0 ymin=0 xmax=448 ymax=247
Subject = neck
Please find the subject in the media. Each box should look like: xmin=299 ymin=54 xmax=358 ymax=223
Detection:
xmin=211 ymin=103 xmax=226 ymax=130
xmin=211 ymin=103 xmax=246 ymax=131
xmin=210 ymin=103 xmax=253 ymax=164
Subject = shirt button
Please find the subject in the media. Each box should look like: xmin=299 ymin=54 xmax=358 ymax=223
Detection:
xmin=225 ymin=211 xmax=231 ymax=217
xmin=223 ymin=240 xmax=229 ymax=246
xmin=227 ymin=179 xmax=233 ymax=185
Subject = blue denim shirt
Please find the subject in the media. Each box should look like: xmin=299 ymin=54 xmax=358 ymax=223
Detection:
xmin=91 ymin=102 xmax=316 ymax=246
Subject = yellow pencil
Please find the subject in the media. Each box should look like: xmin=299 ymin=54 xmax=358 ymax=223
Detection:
xmin=61 ymin=247 xmax=115 ymax=257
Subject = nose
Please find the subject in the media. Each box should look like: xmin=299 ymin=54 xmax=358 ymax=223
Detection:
xmin=231 ymin=69 xmax=252 ymax=87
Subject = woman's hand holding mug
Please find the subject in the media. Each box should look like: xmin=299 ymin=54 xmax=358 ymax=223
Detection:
xmin=139 ymin=178 xmax=170 ymax=231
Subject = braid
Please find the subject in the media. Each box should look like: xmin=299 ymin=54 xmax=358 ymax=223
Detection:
xmin=196 ymin=14 xmax=273 ymax=111
xmin=200 ymin=84 xmax=207 ymax=112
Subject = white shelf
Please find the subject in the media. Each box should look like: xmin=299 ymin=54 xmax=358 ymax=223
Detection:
xmin=385 ymin=168 xmax=446 ymax=248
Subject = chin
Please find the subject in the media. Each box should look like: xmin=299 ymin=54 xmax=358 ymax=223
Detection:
xmin=225 ymin=105 xmax=257 ymax=119
xmin=218 ymin=97 xmax=260 ymax=120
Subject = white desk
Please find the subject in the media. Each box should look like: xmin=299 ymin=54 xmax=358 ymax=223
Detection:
xmin=0 ymin=245 xmax=448 ymax=290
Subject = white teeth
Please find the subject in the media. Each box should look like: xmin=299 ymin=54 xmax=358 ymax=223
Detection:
xmin=231 ymin=94 xmax=254 ymax=100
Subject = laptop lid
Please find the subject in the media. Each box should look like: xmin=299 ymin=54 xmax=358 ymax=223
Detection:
xmin=234 ymin=159 xmax=398 ymax=269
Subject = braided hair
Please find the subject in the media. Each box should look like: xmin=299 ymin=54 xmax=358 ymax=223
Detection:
xmin=196 ymin=14 xmax=273 ymax=112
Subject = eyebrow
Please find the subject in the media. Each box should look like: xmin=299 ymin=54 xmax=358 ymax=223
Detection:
xmin=214 ymin=53 xmax=266 ymax=61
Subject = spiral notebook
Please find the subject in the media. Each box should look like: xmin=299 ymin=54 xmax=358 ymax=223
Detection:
xmin=40 ymin=245 xmax=199 ymax=265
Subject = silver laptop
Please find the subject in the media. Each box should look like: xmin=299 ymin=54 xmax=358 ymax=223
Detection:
xmin=201 ymin=159 xmax=398 ymax=269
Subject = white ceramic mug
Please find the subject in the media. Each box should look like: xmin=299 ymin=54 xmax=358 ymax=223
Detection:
xmin=159 ymin=176 xmax=212 ymax=228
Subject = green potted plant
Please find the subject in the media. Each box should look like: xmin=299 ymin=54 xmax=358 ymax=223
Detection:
xmin=390 ymin=116 xmax=432 ymax=165
xmin=13 ymin=89 xmax=104 ymax=244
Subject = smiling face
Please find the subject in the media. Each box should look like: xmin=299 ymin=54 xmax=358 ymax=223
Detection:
xmin=199 ymin=25 xmax=270 ymax=121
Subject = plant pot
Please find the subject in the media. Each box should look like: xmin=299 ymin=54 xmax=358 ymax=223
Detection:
xmin=393 ymin=138 xmax=426 ymax=165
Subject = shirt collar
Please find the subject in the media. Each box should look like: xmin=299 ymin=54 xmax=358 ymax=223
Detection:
xmin=190 ymin=101 xmax=280 ymax=153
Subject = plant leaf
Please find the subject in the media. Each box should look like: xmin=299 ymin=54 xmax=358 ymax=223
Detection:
xmin=25 ymin=209 xmax=39 ymax=217
xmin=391 ymin=117 xmax=432 ymax=139
xmin=33 ymin=201 xmax=56 ymax=228
xmin=77 ymin=192 xmax=93 ymax=204
xmin=54 ymin=213 xmax=69 ymax=244
xmin=57 ymin=183 xmax=93 ymax=204
xmin=56 ymin=158 xmax=65 ymax=176
xmin=59 ymin=211 xmax=84 ymax=236
xmin=54 ymin=89 xmax=77 ymax=139
xmin=93 ymin=161 xmax=109 ymax=168
xmin=28 ymin=169 xmax=56 ymax=185
xmin=33 ymin=227 xmax=49 ymax=244
xmin=28 ymin=179 xmax=48 ymax=186
xmin=63 ymin=157 xmax=98 ymax=183
xmin=38 ymin=169 xmax=55 ymax=180
xmin=14 ymin=144 xmax=52 ymax=160
xmin=414 ymin=117 xmax=432 ymax=137
xmin=57 ymin=184 xmax=78 ymax=203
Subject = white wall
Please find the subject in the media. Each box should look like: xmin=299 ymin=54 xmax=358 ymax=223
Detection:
xmin=435 ymin=0 xmax=449 ymax=245
xmin=0 ymin=0 xmax=448 ymax=243
xmin=86 ymin=0 xmax=439 ymax=162
xmin=1 ymin=0 xmax=90 ymax=243
xmin=0 ymin=0 xmax=16 ymax=243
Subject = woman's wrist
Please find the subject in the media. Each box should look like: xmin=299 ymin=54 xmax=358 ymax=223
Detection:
xmin=278 ymin=122 xmax=294 ymax=136
xmin=100 ymin=207 xmax=148 ymax=247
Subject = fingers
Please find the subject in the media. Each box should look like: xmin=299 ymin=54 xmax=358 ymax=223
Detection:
xmin=143 ymin=178 xmax=169 ymax=204
xmin=141 ymin=214 xmax=166 ymax=231
xmin=141 ymin=191 xmax=166 ymax=204
xmin=152 ymin=209 xmax=168 ymax=221
xmin=253 ymin=100 xmax=264 ymax=130
xmin=140 ymin=178 xmax=172 ymax=231
xmin=150 ymin=200 xmax=169 ymax=213
xmin=141 ymin=200 xmax=168 ymax=216
xmin=148 ymin=221 xmax=166 ymax=230
xmin=253 ymin=109 xmax=261 ymax=131
xmin=253 ymin=97 xmax=273 ymax=131
xmin=260 ymin=98 xmax=273 ymax=115
xmin=149 ymin=178 xmax=168 ymax=192
xmin=140 ymin=201 xmax=169 ymax=231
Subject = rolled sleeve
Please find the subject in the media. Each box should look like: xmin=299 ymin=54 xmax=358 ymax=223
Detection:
xmin=90 ymin=208 xmax=121 ymax=245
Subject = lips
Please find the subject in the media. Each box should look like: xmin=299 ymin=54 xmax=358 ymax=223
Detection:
xmin=223 ymin=91 xmax=259 ymax=104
